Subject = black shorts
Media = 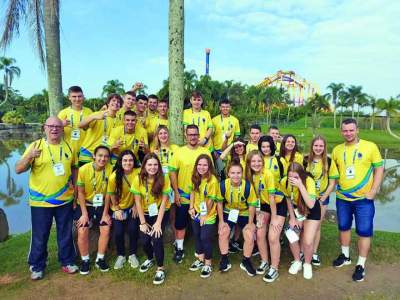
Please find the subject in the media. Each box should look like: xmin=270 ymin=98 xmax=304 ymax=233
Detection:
xmin=73 ymin=205 xmax=109 ymax=227
xmin=294 ymin=201 xmax=321 ymax=221
xmin=260 ymin=200 xmax=288 ymax=217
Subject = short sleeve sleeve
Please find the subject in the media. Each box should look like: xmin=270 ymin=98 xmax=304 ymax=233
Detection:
xmin=107 ymin=172 xmax=117 ymax=194
xmin=370 ymin=143 xmax=383 ymax=167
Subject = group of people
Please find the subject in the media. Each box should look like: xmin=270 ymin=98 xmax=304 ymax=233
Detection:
xmin=16 ymin=84 xmax=384 ymax=286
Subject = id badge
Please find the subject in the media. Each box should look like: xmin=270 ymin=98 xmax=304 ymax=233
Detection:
xmin=199 ymin=201 xmax=207 ymax=216
xmin=345 ymin=166 xmax=355 ymax=179
xmin=102 ymin=136 xmax=108 ymax=144
xmin=148 ymin=203 xmax=158 ymax=217
xmin=285 ymin=227 xmax=300 ymax=243
xmin=294 ymin=208 xmax=306 ymax=222
xmin=71 ymin=129 xmax=81 ymax=141
xmin=53 ymin=163 xmax=65 ymax=176
xmin=256 ymin=199 xmax=261 ymax=212
xmin=256 ymin=212 xmax=264 ymax=228
xmin=168 ymin=190 xmax=175 ymax=204
xmin=315 ymin=180 xmax=321 ymax=190
xmin=228 ymin=209 xmax=239 ymax=223
xmin=92 ymin=194 xmax=104 ymax=207
xmin=162 ymin=166 xmax=169 ymax=175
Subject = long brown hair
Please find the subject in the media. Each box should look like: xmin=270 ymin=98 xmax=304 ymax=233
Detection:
xmin=245 ymin=150 xmax=264 ymax=191
xmin=153 ymin=125 xmax=169 ymax=151
xmin=191 ymin=154 xmax=216 ymax=192
xmin=230 ymin=137 xmax=247 ymax=162
xmin=139 ymin=153 xmax=165 ymax=199
xmin=307 ymin=135 xmax=328 ymax=177
xmin=287 ymin=162 xmax=310 ymax=216
xmin=280 ymin=134 xmax=299 ymax=162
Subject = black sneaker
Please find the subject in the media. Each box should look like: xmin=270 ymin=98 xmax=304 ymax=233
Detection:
xmin=200 ymin=265 xmax=212 ymax=278
xmin=235 ymin=240 xmax=243 ymax=251
xmin=189 ymin=259 xmax=205 ymax=271
xmin=80 ymin=260 xmax=90 ymax=275
xmin=352 ymin=265 xmax=365 ymax=282
xmin=312 ymin=254 xmax=321 ymax=266
xmin=252 ymin=245 xmax=259 ymax=257
xmin=219 ymin=256 xmax=232 ymax=272
xmin=228 ymin=241 xmax=238 ymax=254
xmin=333 ymin=253 xmax=351 ymax=268
xmin=153 ymin=269 xmax=165 ymax=285
xmin=240 ymin=258 xmax=256 ymax=277
xmin=95 ymin=259 xmax=109 ymax=272
xmin=173 ymin=249 xmax=185 ymax=264
xmin=263 ymin=267 xmax=279 ymax=283
xmin=139 ymin=259 xmax=154 ymax=273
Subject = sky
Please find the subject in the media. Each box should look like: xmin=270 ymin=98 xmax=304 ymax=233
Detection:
xmin=1 ymin=0 xmax=399 ymax=99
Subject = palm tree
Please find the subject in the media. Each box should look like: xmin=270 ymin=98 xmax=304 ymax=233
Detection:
xmin=369 ymin=96 xmax=378 ymax=130
xmin=306 ymin=93 xmax=330 ymax=133
xmin=327 ymin=82 xmax=344 ymax=129
xmin=377 ymin=97 xmax=400 ymax=140
xmin=101 ymin=80 xmax=125 ymax=97
xmin=355 ymin=92 xmax=369 ymax=124
xmin=0 ymin=57 xmax=20 ymax=107
xmin=341 ymin=85 xmax=363 ymax=118
xmin=1 ymin=0 xmax=63 ymax=116
xmin=168 ymin=0 xmax=184 ymax=145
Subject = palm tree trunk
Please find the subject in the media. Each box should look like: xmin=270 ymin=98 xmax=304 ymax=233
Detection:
xmin=333 ymin=105 xmax=336 ymax=129
xmin=44 ymin=0 xmax=63 ymax=116
xmin=357 ymin=107 xmax=360 ymax=124
xmin=286 ymin=106 xmax=291 ymax=123
xmin=0 ymin=75 xmax=8 ymax=107
xmin=386 ymin=115 xmax=400 ymax=140
xmin=370 ymin=108 xmax=375 ymax=130
xmin=351 ymin=104 xmax=355 ymax=118
xmin=168 ymin=0 xmax=184 ymax=145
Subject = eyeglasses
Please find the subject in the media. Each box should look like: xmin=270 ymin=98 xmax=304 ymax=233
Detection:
xmin=187 ymin=134 xmax=199 ymax=137
xmin=45 ymin=125 xmax=63 ymax=130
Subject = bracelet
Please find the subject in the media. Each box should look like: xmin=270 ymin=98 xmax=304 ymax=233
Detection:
xmin=140 ymin=222 xmax=146 ymax=226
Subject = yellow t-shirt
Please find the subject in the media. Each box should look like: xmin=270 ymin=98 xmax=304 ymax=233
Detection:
xmin=331 ymin=139 xmax=383 ymax=201
xmin=58 ymin=106 xmax=93 ymax=155
xmin=263 ymin=155 xmax=282 ymax=187
xmin=276 ymin=176 xmax=316 ymax=206
xmin=151 ymin=144 xmax=179 ymax=175
xmin=147 ymin=117 xmax=169 ymax=148
xmin=169 ymin=145 xmax=212 ymax=204
xmin=252 ymin=169 xmax=277 ymax=205
xmin=189 ymin=175 xmax=222 ymax=224
xmin=224 ymin=154 xmax=246 ymax=174
xmin=246 ymin=143 xmax=258 ymax=153
xmin=275 ymin=141 xmax=281 ymax=154
xmin=212 ymin=114 xmax=240 ymax=151
xmin=115 ymin=107 xmax=136 ymax=128
xmin=183 ymin=108 xmax=213 ymax=151
xmin=79 ymin=112 xmax=118 ymax=163
xmin=107 ymin=169 xmax=140 ymax=210
xmin=304 ymin=157 xmax=339 ymax=196
xmin=77 ymin=163 xmax=113 ymax=203
xmin=220 ymin=179 xmax=258 ymax=216
xmin=130 ymin=175 xmax=171 ymax=213
xmin=23 ymin=139 xmax=77 ymax=207
xmin=280 ymin=152 xmax=304 ymax=175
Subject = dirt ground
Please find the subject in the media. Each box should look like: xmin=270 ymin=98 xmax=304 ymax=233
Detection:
xmin=1 ymin=262 xmax=399 ymax=300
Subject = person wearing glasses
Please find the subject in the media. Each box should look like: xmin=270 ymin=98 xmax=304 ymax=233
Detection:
xmin=16 ymin=117 xmax=79 ymax=280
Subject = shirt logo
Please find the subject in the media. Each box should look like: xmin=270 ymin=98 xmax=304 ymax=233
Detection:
xmin=358 ymin=152 xmax=363 ymax=159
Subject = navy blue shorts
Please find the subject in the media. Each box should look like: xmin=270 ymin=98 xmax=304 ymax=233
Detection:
xmin=73 ymin=205 xmax=109 ymax=227
xmin=293 ymin=201 xmax=321 ymax=221
xmin=321 ymin=196 xmax=330 ymax=206
xmin=260 ymin=201 xmax=288 ymax=217
xmin=175 ymin=204 xmax=190 ymax=230
xmin=336 ymin=198 xmax=375 ymax=237
xmin=223 ymin=212 xmax=249 ymax=231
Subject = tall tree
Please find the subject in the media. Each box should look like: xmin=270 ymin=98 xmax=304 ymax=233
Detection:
xmin=341 ymin=85 xmax=362 ymax=118
xmin=377 ymin=97 xmax=400 ymax=140
xmin=355 ymin=92 xmax=368 ymax=123
xmin=101 ymin=79 xmax=125 ymax=97
xmin=306 ymin=93 xmax=330 ymax=133
xmin=0 ymin=57 xmax=20 ymax=107
xmin=327 ymin=82 xmax=344 ymax=129
xmin=369 ymin=96 xmax=377 ymax=130
xmin=168 ymin=0 xmax=184 ymax=145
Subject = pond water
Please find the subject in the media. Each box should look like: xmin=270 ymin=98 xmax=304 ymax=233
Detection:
xmin=0 ymin=137 xmax=399 ymax=234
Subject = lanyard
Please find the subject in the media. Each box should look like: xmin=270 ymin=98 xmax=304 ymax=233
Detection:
xmin=145 ymin=180 xmax=152 ymax=204
xmin=92 ymin=164 xmax=106 ymax=194
xmin=230 ymin=182 xmax=242 ymax=208
xmin=44 ymin=140 xmax=63 ymax=165
xmin=70 ymin=107 xmax=83 ymax=128
xmin=220 ymin=115 xmax=232 ymax=131
xmin=201 ymin=182 xmax=208 ymax=202
xmin=343 ymin=142 xmax=358 ymax=166
xmin=103 ymin=115 xmax=116 ymax=137
xmin=267 ymin=156 xmax=273 ymax=170
xmin=310 ymin=160 xmax=324 ymax=181
xmin=123 ymin=174 xmax=131 ymax=188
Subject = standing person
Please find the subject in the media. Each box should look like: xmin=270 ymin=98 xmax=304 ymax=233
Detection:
xmin=183 ymin=91 xmax=214 ymax=151
xmin=131 ymin=153 xmax=170 ymax=285
xmin=58 ymin=86 xmax=93 ymax=156
xmin=188 ymin=154 xmax=221 ymax=278
xmin=147 ymin=98 xmax=169 ymax=146
xmin=169 ymin=125 xmax=212 ymax=263
xmin=75 ymin=146 xmax=113 ymax=275
xmin=107 ymin=150 xmax=141 ymax=270
xmin=246 ymin=124 xmax=262 ymax=153
xmin=15 ymin=117 xmax=79 ymax=280
xmin=147 ymin=94 xmax=159 ymax=121
xmin=116 ymin=91 xmax=137 ymax=127
xmin=258 ymin=135 xmax=284 ymax=185
xmin=268 ymin=125 xmax=282 ymax=154
xmin=303 ymin=136 xmax=339 ymax=266
xmin=331 ymin=119 xmax=383 ymax=282
xmin=245 ymin=151 xmax=276 ymax=276
xmin=220 ymin=138 xmax=247 ymax=172
xmin=135 ymin=94 xmax=149 ymax=129
xmin=279 ymin=134 xmax=304 ymax=175
xmin=217 ymin=161 xmax=258 ymax=276
xmin=212 ymin=99 xmax=241 ymax=154
xmin=280 ymin=162 xmax=321 ymax=279
xmin=78 ymin=94 xmax=121 ymax=165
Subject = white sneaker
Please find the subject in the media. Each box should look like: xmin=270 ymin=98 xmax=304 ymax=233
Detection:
xmin=114 ymin=256 xmax=126 ymax=270
xmin=303 ymin=263 xmax=313 ymax=279
xmin=128 ymin=254 xmax=139 ymax=269
xmin=288 ymin=260 xmax=302 ymax=275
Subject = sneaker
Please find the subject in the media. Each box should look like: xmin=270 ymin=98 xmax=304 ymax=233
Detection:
xmin=352 ymin=265 xmax=365 ymax=282
xmin=128 ymin=254 xmax=139 ymax=269
xmin=219 ymin=256 xmax=232 ymax=272
xmin=312 ymin=253 xmax=321 ymax=266
xmin=229 ymin=241 xmax=239 ymax=254
xmin=62 ymin=264 xmax=79 ymax=274
xmin=288 ymin=260 xmax=302 ymax=275
xmin=235 ymin=240 xmax=243 ymax=251
xmin=263 ymin=267 xmax=279 ymax=283
xmin=332 ymin=253 xmax=351 ymax=268
xmin=252 ymin=246 xmax=260 ymax=257
xmin=200 ymin=265 xmax=212 ymax=278
xmin=114 ymin=256 xmax=126 ymax=270
xmin=80 ymin=260 xmax=90 ymax=275
xmin=95 ymin=259 xmax=110 ymax=272
xmin=240 ymin=259 xmax=256 ymax=277
xmin=303 ymin=263 xmax=313 ymax=279
xmin=31 ymin=270 xmax=44 ymax=280
xmin=139 ymin=259 xmax=154 ymax=273
xmin=256 ymin=261 xmax=270 ymax=275
xmin=153 ymin=269 xmax=165 ymax=285
xmin=189 ymin=259 xmax=205 ymax=271
xmin=173 ymin=249 xmax=185 ymax=264
xmin=300 ymin=252 xmax=304 ymax=262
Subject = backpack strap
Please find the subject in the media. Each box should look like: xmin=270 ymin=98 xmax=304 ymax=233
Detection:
xmin=220 ymin=180 xmax=226 ymax=201
xmin=276 ymin=156 xmax=284 ymax=179
xmin=244 ymin=180 xmax=251 ymax=200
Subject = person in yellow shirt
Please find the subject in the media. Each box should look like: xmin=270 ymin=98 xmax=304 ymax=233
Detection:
xmin=108 ymin=110 xmax=148 ymax=164
xmin=131 ymin=153 xmax=171 ymax=285
xmin=217 ymin=161 xmax=258 ymax=276
xmin=183 ymin=91 xmax=213 ymax=151
xmin=147 ymin=98 xmax=169 ymax=146
xmin=107 ymin=150 xmax=141 ymax=270
xmin=147 ymin=94 xmax=159 ymax=121
xmin=78 ymin=93 xmax=122 ymax=165
xmin=279 ymin=134 xmax=304 ymax=175
xmin=169 ymin=124 xmax=212 ymax=263
xmin=74 ymin=146 xmax=113 ymax=275
xmin=15 ymin=117 xmax=79 ymax=280
xmin=258 ymin=135 xmax=284 ymax=185
xmin=220 ymin=138 xmax=247 ymax=175
xmin=268 ymin=125 xmax=282 ymax=154
xmin=135 ymin=94 xmax=149 ymax=129
xmin=331 ymin=119 xmax=384 ymax=282
xmin=188 ymin=154 xmax=222 ymax=278
xmin=246 ymin=124 xmax=262 ymax=153
xmin=116 ymin=91 xmax=137 ymax=127
xmin=58 ymin=86 xmax=93 ymax=156
xmin=279 ymin=162 xmax=320 ymax=280
xmin=212 ymin=99 xmax=240 ymax=154
xmin=303 ymin=135 xmax=339 ymax=266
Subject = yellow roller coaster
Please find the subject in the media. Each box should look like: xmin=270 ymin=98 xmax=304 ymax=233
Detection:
xmin=259 ymin=70 xmax=319 ymax=106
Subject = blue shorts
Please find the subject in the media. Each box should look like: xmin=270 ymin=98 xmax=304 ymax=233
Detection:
xmin=223 ymin=212 xmax=249 ymax=230
xmin=175 ymin=204 xmax=190 ymax=230
xmin=73 ymin=205 xmax=109 ymax=227
xmin=321 ymin=196 xmax=330 ymax=206
xmin=336 ymin=198 xmax=375 ymax=237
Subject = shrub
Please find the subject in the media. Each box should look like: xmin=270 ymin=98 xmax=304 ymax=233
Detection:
xmin=2 ymin=111 xmax=25 ymax=125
